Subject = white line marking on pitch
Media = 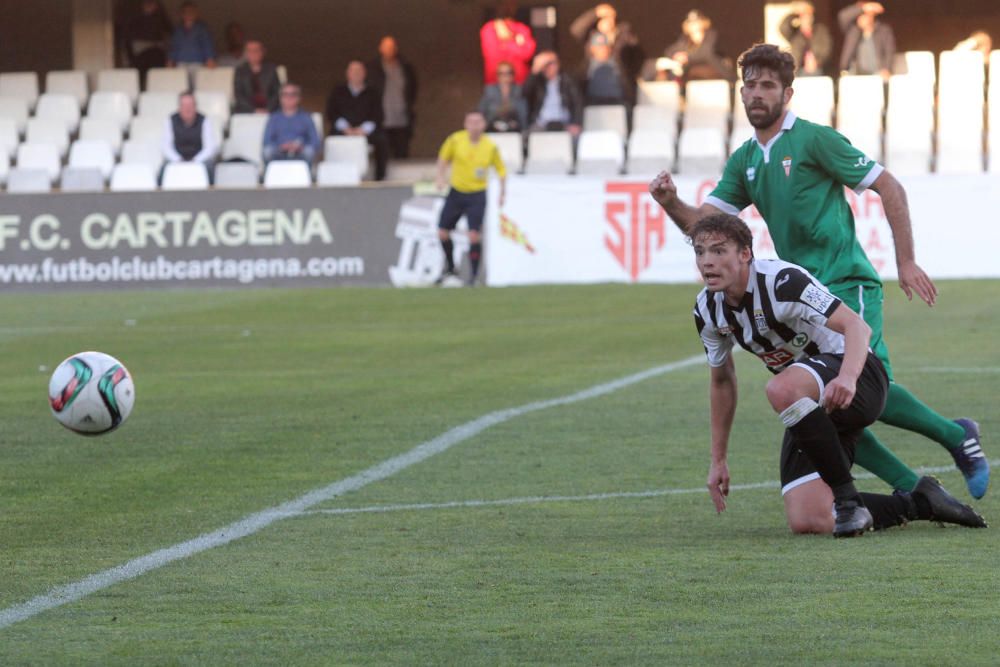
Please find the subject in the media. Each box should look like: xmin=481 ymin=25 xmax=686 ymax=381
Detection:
xmin=297 ymin=460 xmax=999 ymax=518
xmin=0 ymin=354 xmax=705 ymax=631
xmin=914 ymin=367 xmax=1000 ymax=374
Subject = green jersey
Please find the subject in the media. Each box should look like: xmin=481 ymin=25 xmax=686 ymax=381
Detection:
xmin=706 ymin=111 xmax=883 ymax=290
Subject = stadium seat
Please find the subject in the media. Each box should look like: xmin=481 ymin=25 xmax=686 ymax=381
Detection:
xmin=323 ymin=135 xmax=369 ymax=178
xmin=632 ymin=104 xmax=677 ymax=134
xmin=129 ymin=116 xmax=167 ymax=145
xmin=485 ymin=132 xmax=523 ymax=173
xmin=161 ymin=162 xmax=210 ymax=190
xmin=96 ymin=68 xmax=140 ymax=107
xmin=0 ymin=96 xmax=29 ymax=135
xmin=25 ymin=117 xmax=70 ymax=158
xmin=87 ymin=91 xmax=133 ymax=132
xmin=263 ymin=160 xmax=312 ymax=188
xmin=109 ymin=163 xmax=157 ymax=192
xmin=121 ymin=139 xmax=164 ymax=171
xmin=45 ymin=70 xmax=89 ymax=109
xmin=523 ymin=131 xmax=573 ymax=174
xmin=0 ymin=117 xmax=19 ymax=158
xmin=884 ymin=74 xmax=933 ymax=175
xmin=988 ymin=51 xmax=1000 ymax=172
xmin=836 ymin=75 xmax=885 ymax=160
xmin=0 ymin=151 xmax=8 ymax=186
xmin=676 ymin=127 xmax=726 ymax=175
xmin=0 ymin=72 xmax=39 ymax=111
xmin=902 ymin=50 xmax=936 ymax=82
xmin=936 ymin=50 xmax=985 ymax=174
xmin=626 ymin=129 xmax=675 ymax=175
xmin=789 ymin=76 xmax=834 ymax=126
xmin=214 ymin=161 xmax=260 ymax=188
xmin=138 ymin=91 xmax=179 ymax=120
xmin=60 ymin=166 xmax=105 ymax=192
xmin=224 ymin=113 xmax=269 ymax=166
xmin=316 ymin=161 xmax=361 ymax=186
xmin=682 ymin=79 xmax=730 ymax=132
xmin=195 ymin=91 xmax=231 ymax=128
xmin=146 ymin=68 xmax=189 ymax=95
xmin=582 ymin=104 xmax=628 ymax=140
xmin=35 ymin=93 xmax=82 ymax=133
xmin=575 ymin=130 xmax=624 ymax=175
xmin=637 ymin=80 xmax=681 ymax=112
xmin=312 ymin=112 xmax=324 ymax=139
xmin=6 ymin=167 xmax=52 ymax=193
xmin=79 ymin=117 xmax=123 ymax=156
xmin=68 ymin=140 xmax=115 ymax=180
xmin=15 ymin=143 xmax=61 ymax=184
xmin=194 ymin=67 xmax=235 ymax=106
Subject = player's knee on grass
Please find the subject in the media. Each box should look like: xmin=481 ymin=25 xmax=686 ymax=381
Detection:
xmin=783 ymin=478 xmax=835 ymax=534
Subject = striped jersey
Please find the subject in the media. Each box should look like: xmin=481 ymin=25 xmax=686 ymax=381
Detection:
xmin=694 ymin=258 xmax=845 ymax=373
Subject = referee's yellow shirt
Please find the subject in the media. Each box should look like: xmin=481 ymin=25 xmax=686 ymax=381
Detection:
xmin=439 ymin=130 xmax=506 ymax=193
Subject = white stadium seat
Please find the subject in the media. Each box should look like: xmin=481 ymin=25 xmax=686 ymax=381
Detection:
xmin=120 ymin=139 xmax=164 ymax=171
xmin=110 ymin=163 xmax=157 ymax=192
xmin=637 ymin=80 xmax=681 ymax=112
xmin=902 ymin=50 xmax=936 ymax=82
xmin=575 ymin=130 xmax=624 ymax=176
xmin=138 ymin=91 xmax=179 ymax=120
xmin=214 ymin=161 xmax=260 ymax=188
xmin=0 ymin=117 xmax=19 ymax=158
xmin=312 ymin=112 xmax=324 ymax=139
xmin=0 ymin=96 xmax=30 ymax=135
xmin=632 ymin=104 xmax=677 ymax=134
xmin=60 ymin=166 xmax=105 ymax=192
xmin=323 ymin=135 xmax=369 ymax=179
xmin=68 ymin=140 xmax=115 ymax=180
xmin=26 ymin=117 xmax=70 ymax=158
xmin=0 ymin=72 xmax=39 ymax=111
xmin=582 ymin=104 xmax=628 ymax=140
xmin=836 ymin=75 xmax=885 ymax=160
xmin=676 ymin=127 xmax=726 ymax=175
xmin=524 ymin=131 xmax=573 ymax=174
xmin=146 ymin=68 xmax=189 ymax=95
xmin=96 ymin=69 xmax=140 ymax=106
xmin=129 ymin=115 xmax=167 ymax=145
xmin=194 ymin=67 xmax=236 ymax=105
xmin=316 ymin=161 xmax=361 ymax=186
xmin=16 ymin=142 xmax=61 ymax=183
xmin=486 ymin=132 xmax=524 ymax=173
xmin=79 ymin=117 xmax=123 ymax=156
xmin=223 ymin=113 xmax=269 ymax=166
xmin=195 ymin=90 xmax=231 ymax=128
xmin=161 ymin=162 xmax=210 ymax=190
xmin=789 ymin=75 xmax=834 ymax=126
xmin=884 ymin=74 xmax=933 ymax=175
xmin=263 ymin=160 xmax=312 ymax=188
xmin=87 ymin=91 xmax=133 ymax=132
xmin=626 ymin=129 xmax=675 ymax=175
xmin=0 ymin=151 xmax=8 ymax=186
xmin=683 ymin=79 xmax=730 ymax=132
xmin=6 ymin=167 xmax=52 ymax=193
xmin=45 ymin=70 xmax=89 ymax=109
xmin=936 ymin=50 xmax=985 ymax=174
xmin=35 ymin=93 xmax=81 ymax=133
xmin=989 ymin=51 xmax=1000 ymax=172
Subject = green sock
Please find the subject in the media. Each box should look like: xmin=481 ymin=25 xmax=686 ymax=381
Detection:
xmin=878 ymin=383 xmax=965 ymax=450
xmin=854 ymin=428 xmax=919 ymax=491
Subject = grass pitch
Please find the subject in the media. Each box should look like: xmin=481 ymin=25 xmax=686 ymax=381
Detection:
xmin=1 ymin=281 xmax=998 ymax=665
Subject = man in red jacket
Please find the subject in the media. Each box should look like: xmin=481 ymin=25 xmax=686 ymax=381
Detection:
xmin=480 ymin=0 xmax=537 ymax=85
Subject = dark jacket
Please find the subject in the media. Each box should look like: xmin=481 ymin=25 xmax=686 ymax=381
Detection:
xmin=837 ymin=5 xmax=895 ymax=74
xmin=569 ymin=7 xmax=645 ymax=84
xmin=325 ymin=83 xmax=383 ymax=131
xmin=523 ymin=72 xmax=584 ymax=127
xmin=365 ymin=55 xmax=418 ymax=127
xmin=779 ymin=13 xmax=833 ymax=76
xmin=233 ymin=62 xmax=281 ymax=114
xmin=663 ymin=28 xmax=735 ymax=81
xmin=478 ymin=83 xmax=527 ymax=129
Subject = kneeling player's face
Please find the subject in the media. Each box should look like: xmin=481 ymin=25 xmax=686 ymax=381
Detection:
xmin=741 ymin=67 xmax=789 ymax=129
xmin=693 ymin=233 xmax=749 ymax=292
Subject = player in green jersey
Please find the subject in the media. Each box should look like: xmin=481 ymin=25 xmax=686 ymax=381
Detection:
xmin=649 ymin=43 xmax=988 ymax=499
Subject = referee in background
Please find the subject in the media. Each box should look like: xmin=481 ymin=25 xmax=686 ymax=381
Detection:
xmin=434 ymin=111 xmax=507 ymax=286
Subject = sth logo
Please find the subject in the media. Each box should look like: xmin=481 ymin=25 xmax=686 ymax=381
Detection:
xmin=604 ymin=182 xmax=666 ymax=282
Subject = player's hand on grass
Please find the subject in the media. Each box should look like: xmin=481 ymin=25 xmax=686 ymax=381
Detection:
xmin=897 ymin=260 xmax=937 ymax=307
xmin=823 ymin=375 xmax=856 ymax=412
xmin=648 ymin=171 xmax=678 ymax=209
xmin=707 ymin=461 xmax=730 ymax=513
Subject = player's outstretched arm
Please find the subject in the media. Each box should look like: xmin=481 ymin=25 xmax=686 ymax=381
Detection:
xmin=649 ymin=171 xmax=722 ymax=235
xmin=707 ymin=358 xmax=738 ymax=513
xmin=870 ymin=170 xmax=938 ymax=307
xmin=823 ymin=303 xmax=872 ymax=411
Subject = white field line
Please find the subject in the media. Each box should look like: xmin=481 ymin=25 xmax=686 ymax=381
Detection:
xmin=0 ymin=354 xmax=706 ymax=631
xmin=913 ymin=367 xmax=1000 ymax=374
xmin=298 ymin=460 xmax=1000 ymax=518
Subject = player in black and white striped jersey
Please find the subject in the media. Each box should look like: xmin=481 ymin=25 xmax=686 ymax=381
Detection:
xmin=689 ymin=213 xmax=985 ymax=537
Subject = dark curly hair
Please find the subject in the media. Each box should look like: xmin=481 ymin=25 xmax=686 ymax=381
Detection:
xmin=738 ymin=43 xmax=796 ymax=89
xmin=688 ymin=213 xmax=754 ymax=258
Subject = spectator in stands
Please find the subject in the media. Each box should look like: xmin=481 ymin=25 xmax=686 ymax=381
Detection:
xmin=954 ymin=31 xmax=993 ymax=59
xmin=523 ymin=51 xmax=583 ymax=136
xmin=480 ymin=0 xmax=537 ymax=85
xmin=162 ymin=91 xmax=217 ymax=177
xmin=262 ymin=84 xmax=321 ymax=166
xmin=570 ymin=4 xmax=644 ymax=91
xmin=167 ymin=2 xmax=216 ymax=69
xmin=838 ymin=2 xmax=895 ymax=80
xmin=125 ymin=0 xmax=173 ymax=87
xmin=663 ymin=9 xmax=735 ymax=82
xmin=216 ymin=22 xmax=246 ymax=67
xmin=234 ymin=39 xmax=280 ymax=114
xmin=479 ymin=61 xmax=527 ymax=132
xmin=326 ymin=61 xmax=390 ymax=181
xmin=582 ymin=32 xmax=629 ymax=106
xmin=366 ymin=35 xmax=418 ymax=159
xmin=779 ymin=2 xmax=833 ymax=76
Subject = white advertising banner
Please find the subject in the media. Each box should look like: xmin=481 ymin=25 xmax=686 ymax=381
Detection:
xmin=485 ymin=173 xmax=1000 ymax=286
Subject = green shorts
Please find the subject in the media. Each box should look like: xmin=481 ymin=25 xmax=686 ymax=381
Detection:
xmin=830 ymin=282 xmax=894 ymax=381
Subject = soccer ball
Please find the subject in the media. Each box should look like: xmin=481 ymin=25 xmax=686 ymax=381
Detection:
xmin=48 ymin=351 xmax=135 ymax=435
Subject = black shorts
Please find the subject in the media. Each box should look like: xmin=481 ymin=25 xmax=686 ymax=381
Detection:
xmin=438 ymin=189 xmax=487 ymax=232
xmin=780 ymin=351 xmax=889 ymax=495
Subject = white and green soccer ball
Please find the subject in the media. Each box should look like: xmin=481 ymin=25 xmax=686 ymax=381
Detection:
xmin=48 ymin=351 xmax=135 ymax=435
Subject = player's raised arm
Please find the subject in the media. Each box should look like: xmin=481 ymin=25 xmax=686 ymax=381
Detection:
xmin=707 ymin=357 xmax=738 ymax=513
xmin=649 ymin=171 xmax=722 ymax=235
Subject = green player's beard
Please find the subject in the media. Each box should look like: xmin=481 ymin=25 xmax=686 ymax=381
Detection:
xmin=744 ymin=99 xmax=784 ymax=130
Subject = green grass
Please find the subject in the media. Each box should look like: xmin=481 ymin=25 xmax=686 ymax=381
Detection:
xmin=1 ymin=281 xmax=998 ymax=665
